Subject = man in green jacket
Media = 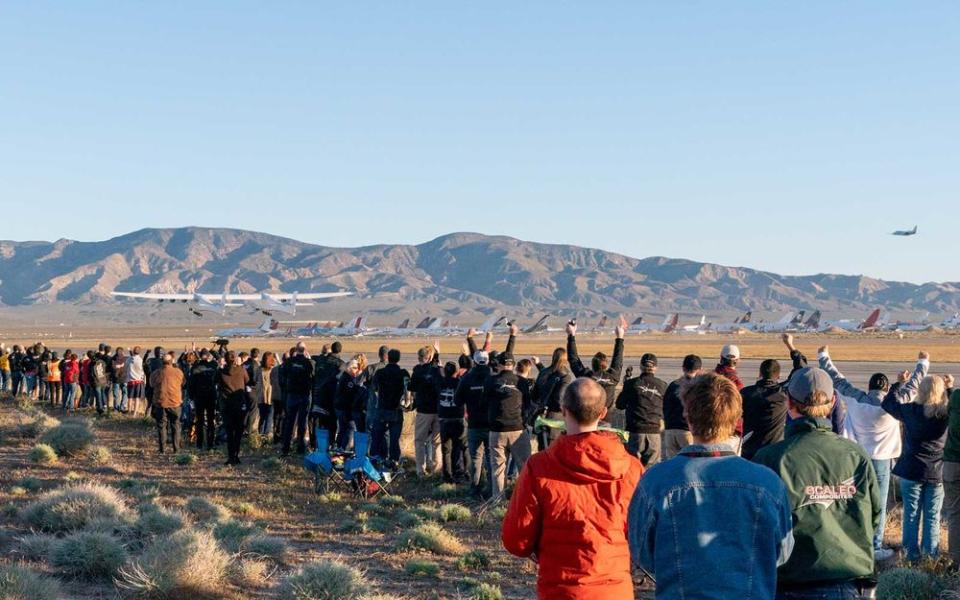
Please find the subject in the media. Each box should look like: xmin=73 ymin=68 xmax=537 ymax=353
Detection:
xmin=754 ymin=367 xmax=881 ymax=598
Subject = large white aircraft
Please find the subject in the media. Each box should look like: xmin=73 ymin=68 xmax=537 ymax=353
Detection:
xmin=215 ymin=318 xmax=283 ymax=338
xmin=819 ymin=308 xmax=883 ymax=332
xmin=753 ymin=311 xmax=806 ymax=333
xmin=881 ymin=311 xmax=932 ymax=333
xmin=678 ymin=315 xmax=708 ymax=334
xmin=941 ymin=313 xmax=960 ymax=330
xmin=892 ymin=226 xmax=918 ymax=237
xmin=112 ymin=290 xmax=352 ymax=317
xmin=627 ymin=313 xmax=680 ymax=334
xmin=708 ymin=311 xmax=753 ymax=334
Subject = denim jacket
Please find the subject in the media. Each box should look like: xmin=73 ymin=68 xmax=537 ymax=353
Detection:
xmin=628 ymin=443 xmax=794 ymax=600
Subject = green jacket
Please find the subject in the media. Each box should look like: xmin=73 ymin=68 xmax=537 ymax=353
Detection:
xmin=946 ymin=390 xmax=960 ymax=463
xmin=753 ymin=417 xmax=880 ymax=587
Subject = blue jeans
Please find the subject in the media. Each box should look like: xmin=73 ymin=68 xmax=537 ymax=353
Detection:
xmin=871 ymin=459 xmax=891 ymax=549
xmin=0 ymin=370 xmax=8 ymax=392
xmin=93 ymin=385 xmax=108 ymax=414
xmin=258 ymin=404 xmax=274 ymax=436
xmin=62 ymin=383 xmax=77 ymax=413
xmin=900 ymin=478 xmax=945 ymax=560
xmin=371 ymin=410 xmax=403 ymax=462
xmin=112 ymin=382 xmax=128 ymax=411
xmin=777 ymin=582 xmax=863 ymax=599
xmin=24 ymin=374 xmax=37 ymax=398
xmin=335 ymin=409 xmax=355 ymax=450
xmin=281 ymin=392 xmax=310 ymax=454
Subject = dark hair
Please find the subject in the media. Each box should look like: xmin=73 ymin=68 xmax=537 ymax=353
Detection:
xmin=387 ymin=349 xmax=401 ymax=364
xmin=331 ymin=341 xmax=342 ymax=354
xmin=250 ymin=348 xmax=260 ymax=358
xmin=759 ymin=359 xmax=781 ymax=381
xmin=562 ymin=378 xmax=606 ymax=425
xmin=378 ymin=345 xmax=389 ymax=360
xmin=458 ymin=354 xmax=472 ymax=370
xmin=869 ymin=373 xmax=890 ymax=392
xmin=516 ymin=358 xmax=533 ymax=375
xmin=682 ymin=354 xmax=702 ymax=373
xmin=591 ymin=352 xmax=608 ymax=373
xmin=443 ymin=361 xmax=457 ymax=378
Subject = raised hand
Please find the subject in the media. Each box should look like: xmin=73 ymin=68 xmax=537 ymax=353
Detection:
xmin=919 ymin=350 xmax=930 ymax=361
xmin=818 ymin=345 xmax=828 ymax=355
xmin=566 ymin=321 xmax=577 ymax=336
xmin=509 ymin=323 xmax=519 ymax=336
xmin=782 ymin=333 xmax=794 ymax=348
xmin=898 ymin=370 xmax=910 ymax=383
xmin=530 ymin=356 xmax=540 ymax=365
xmin=944 ymin=374 xmax=955 ymax=389
xmin=467 ymin=328 xmax=477 ymax=338
xmin=614 ymin=324 xmax=625 ymax=339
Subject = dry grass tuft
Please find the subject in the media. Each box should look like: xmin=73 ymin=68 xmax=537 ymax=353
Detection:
xmin=0 ymin=563 xmax=62 ymax=600
xmin=183 ymin=496 xmax=231 ymax=524
xmin=28 ymin=444 xmax=58 ymax=465
xmin=277 ymin=559 xmax=366 ymax=600
xmin=21 ymin=482 xmax=132 ymax=533
xmin=115 ymin=529 xmax=230 ymax=598
xmin=397 ymin=523 xmax=466 ymax=556
xmin=40 ymin=420 xmax=96 ymax=457
xmin=49 ymin=530 xmax=128 ymax=579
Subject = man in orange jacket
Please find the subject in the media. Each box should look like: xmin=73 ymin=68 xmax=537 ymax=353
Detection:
xmin=502 ymin=377 xmax=643 ymax=599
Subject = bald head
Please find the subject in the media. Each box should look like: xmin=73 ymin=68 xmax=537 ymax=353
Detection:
xmin=562 ymin=378 xmax=607 ymax=426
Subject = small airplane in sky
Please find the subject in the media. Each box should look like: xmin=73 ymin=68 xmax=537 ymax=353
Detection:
xmin=892 ymin=226 xmax=918 ymax=236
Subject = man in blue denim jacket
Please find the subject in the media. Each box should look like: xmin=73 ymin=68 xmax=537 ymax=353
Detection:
xmin=629 ymin=373 xmax=794 ymax=600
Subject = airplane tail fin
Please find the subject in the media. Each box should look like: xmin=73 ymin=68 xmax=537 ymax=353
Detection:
xmin=596 ymin=315 xmax=608 ymax=329
xmin=398 ymin=318 xmax=410 ymax=329
xmin=631 ymin=315 xmax=645 ymax=326
xmin=478 ymin=315 xmax=498 ymax=332
xmin=741 ymin=310 xmax=752 ymax=324
xmin=259 ymin=318 xmax=275 ymax=332
xmin=804 ymin=310 xmax=822 ymax=329
xmin=523 ymin=315 xmax=550 ymax=334
xmin=860 ymin=308 xmax=882 ymax=330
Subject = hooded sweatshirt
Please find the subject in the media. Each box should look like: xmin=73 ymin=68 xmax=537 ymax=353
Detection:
xmin=502 ymin=431 xmax=643 ymax=600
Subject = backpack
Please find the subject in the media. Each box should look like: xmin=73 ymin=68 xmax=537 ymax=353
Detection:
xmin=92 ymin=358 xmax=109 ymax=385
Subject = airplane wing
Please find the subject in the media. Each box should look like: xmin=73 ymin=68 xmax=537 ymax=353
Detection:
xmin=111 ymin=292 xmax=196 ymax=301
xmin=224 ymin=292 xmax=353 ymax=301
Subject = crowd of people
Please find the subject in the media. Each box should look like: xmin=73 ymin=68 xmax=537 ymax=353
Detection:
xmin=3 ymin=324 xmax=960 ymax=598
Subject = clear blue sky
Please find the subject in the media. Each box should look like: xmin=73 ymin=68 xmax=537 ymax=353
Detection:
xmin=2 ymin=2 xmax=958 ymax=283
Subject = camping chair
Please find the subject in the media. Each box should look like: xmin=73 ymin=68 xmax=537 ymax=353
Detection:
xmin=343 ymin=431 xmax=390 ymax=499
xmin=304 ymin=428 xmax=352 ymax=494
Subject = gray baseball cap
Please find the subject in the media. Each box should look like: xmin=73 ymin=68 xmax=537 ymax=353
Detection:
xmin=787 ymin=367 xmax=835 ymax=406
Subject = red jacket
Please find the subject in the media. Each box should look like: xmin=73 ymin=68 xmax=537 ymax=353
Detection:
xmin=502 ymin=431 xmax=643 ymax=600
xmin=715 ymin=364 xmax=745 ymax=434
xmin=61 ymin=359 xmax=79 ymax=385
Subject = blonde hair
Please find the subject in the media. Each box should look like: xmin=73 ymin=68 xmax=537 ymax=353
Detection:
xmin=353 ymin=353 xmax=367 ymax=372
xmin=681 ymin=373 xmax=742 ymax=443
xmin=918 ymin=375 xmax=949 ymax=419
xmin=418 ymin=346 xmax=435 ymax=363
xmin=792 ymin=391 xmax=835 ymax=418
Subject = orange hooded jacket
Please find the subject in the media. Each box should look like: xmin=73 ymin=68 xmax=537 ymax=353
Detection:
xmin=502 ymin=431 xmax=643 ymax=599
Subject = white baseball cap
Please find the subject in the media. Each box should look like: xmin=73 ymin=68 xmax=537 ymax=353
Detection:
xmin=721 ymin=344 xmax=740 ymax=360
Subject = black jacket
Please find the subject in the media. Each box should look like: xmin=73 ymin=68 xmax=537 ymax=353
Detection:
xmin=410 ymin=363 xmax=442 ymax=415
xmin=567 ymin=335 xmax=624 ymax=408
xmin=188 ymin=360 xmax=220 ymax=401
xmin=662 ymin=378 xmax=690 ymax=431
xmin=373 ymin=363 xmax=410 ymax=412
xmin=616 ymin=372 xmax=667 ymax=434
xmin=484 ymin=370 xmax=526 ymax=433
xmin=436 ymin=375 xmax=464 ymax=420
xmin=883 ymin=382 xmax=950 ymax=483
xmin=740 ymin=379 xmax=788 ymax=460
xmin=283 ymin=354 xmax=315 ymax=395
xmin=334 ymin=373 xmax=365 ymax=412
xmin=244 ymin=359 xmax=263 ymax=397
xmin=457 ymin=365 xmax=491 ymax=430
xmin=534 ymin=367 xmax=574 ymax=413
xmin=312 ymin=353 xmax=343 ymax=395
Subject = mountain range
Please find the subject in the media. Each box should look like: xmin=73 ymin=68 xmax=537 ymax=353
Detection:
xmin=1 ymin=227 xmax=958 ymax=318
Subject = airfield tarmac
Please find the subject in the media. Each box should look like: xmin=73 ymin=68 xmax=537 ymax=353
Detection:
xmin=4 ymin=326 xmax=959 ymax=387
